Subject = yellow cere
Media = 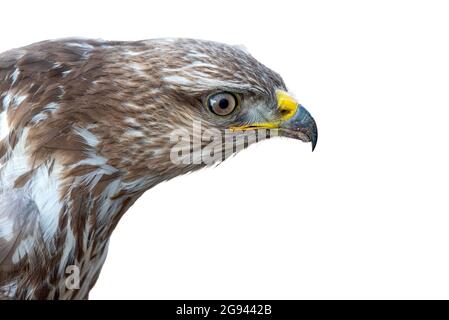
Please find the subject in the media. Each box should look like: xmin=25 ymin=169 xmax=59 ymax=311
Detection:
xmin=276 ymin=90 xmax=299 ymax=121
xmin=229 ymin=90 xmax=299 ymax=132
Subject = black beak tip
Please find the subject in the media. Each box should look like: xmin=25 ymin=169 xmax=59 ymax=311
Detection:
xmin=311 ymin=130 xmax=318 ymax=152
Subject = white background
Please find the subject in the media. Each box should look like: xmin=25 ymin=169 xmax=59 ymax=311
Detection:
xmin=1 ymin=0 xmax=449 ymax=299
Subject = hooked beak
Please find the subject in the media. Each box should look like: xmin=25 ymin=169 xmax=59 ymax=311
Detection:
xmin=277 ymin=90 xmax=318 ymax=151
xmin=229 ymin=90 xmax=318 ymax=151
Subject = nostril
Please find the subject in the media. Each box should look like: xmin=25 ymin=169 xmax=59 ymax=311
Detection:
xmin=279 ymin=108 xmax=295 ymax=120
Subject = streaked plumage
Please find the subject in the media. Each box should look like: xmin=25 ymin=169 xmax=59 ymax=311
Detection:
xmin=0 ymin=38 xmax=317 ymax=299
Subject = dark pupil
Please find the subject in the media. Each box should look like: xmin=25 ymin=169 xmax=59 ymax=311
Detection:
xmin=218 ymin=98 xmax=229 ymax=109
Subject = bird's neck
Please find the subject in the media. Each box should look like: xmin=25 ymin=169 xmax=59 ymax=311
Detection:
xmin=50 ymin=171 xmax=151 ymax=299
xmin=2 ymin=155 xmax=151 ymax=299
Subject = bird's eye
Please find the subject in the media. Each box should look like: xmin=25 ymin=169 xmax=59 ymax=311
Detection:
xmin=206 ymin=92 xmax=239 ymax=116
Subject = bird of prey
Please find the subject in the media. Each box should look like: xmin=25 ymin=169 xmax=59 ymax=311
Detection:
xmin=0 ymin=38 xmax=317 ymax=299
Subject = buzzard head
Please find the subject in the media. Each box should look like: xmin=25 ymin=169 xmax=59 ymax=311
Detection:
xmin=88 ymin=38 xmax=318 ymax=186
